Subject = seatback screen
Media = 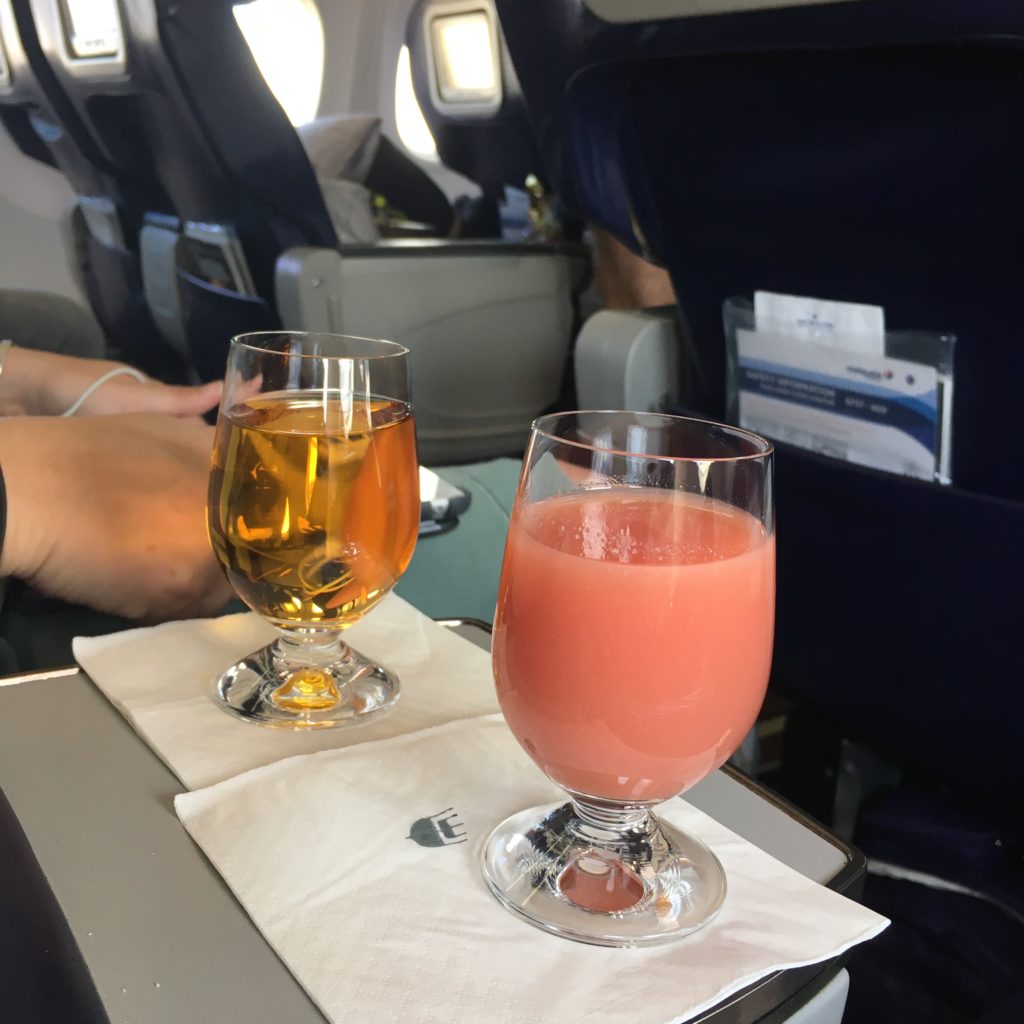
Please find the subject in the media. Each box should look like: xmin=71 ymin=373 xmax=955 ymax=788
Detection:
xmin=60 ymin=0 xmax=123 ymax=59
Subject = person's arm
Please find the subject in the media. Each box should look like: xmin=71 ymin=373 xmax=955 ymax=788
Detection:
xmin=590 ymin=226 xmax=677 ymax=311
xmin=0 ymin=343 xmax=222 ymax=418
xmin=0 ymin=414 xmax=233 ymax=621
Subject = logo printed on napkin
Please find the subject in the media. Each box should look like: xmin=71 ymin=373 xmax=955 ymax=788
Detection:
xmin=408 ymin=808 xmax=467 ymax=847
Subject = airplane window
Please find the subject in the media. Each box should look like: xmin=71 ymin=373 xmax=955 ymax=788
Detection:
xmin=233 ymin=0 xmax=325 ymax=126
xmin=431 ymin=11 xmax=497 ymax=102
xmin=60 ymin=0 xmax=123 ymax=59
xmin=395 ymin=45 xmax=439 ymax=161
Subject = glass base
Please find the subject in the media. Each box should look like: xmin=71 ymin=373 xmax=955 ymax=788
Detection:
xmin=481 ymin=800 xmax=726 ymax=947
xmin=213 ymin=636 xmax=400 ymax=729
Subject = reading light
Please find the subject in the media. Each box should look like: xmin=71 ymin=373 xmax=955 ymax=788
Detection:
xmin=428 ymin=4 xmax=501 ymax=113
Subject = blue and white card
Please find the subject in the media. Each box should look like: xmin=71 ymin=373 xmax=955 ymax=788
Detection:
xmin=736 ymin=330 xmax=940 ymax=481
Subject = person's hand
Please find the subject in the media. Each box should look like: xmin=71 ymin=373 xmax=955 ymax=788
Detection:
xmin=0 ymin=344 xmax=222 ymax=418
xmin=0 ymin=414 xmax=233 ymax=621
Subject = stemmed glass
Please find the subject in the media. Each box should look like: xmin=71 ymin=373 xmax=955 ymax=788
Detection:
xmin=207 ymin=332 xmax=419 ymax=728
xmin=483 ymin=411 xmax=774 ymax=946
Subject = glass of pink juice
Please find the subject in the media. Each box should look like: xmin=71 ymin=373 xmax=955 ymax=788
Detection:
xmin=482 ymin=411 xmax=774 ymax=946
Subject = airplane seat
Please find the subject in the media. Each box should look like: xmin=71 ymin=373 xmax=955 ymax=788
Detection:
xmin=17 ymin=0 xmax=330 ymax=381
xmin=0 ymin=286 xmax=105 ymax=358
xmin=21 ymin=0 xmax=573 ymax=461
xmin=0 ymin=106 xmax=105 ymax=358
xmin=405 ymin=0 xmax=551 ymax=230
xmin=0 ymin=0 xmax=182 ymax=377
xmin=297 ymin=112 xmax=456 ymax=241
xmin=494 ymin=0 xmax=1024 ymax=810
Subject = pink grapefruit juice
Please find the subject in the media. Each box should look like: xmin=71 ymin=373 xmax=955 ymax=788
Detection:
xmin=493 ymin=487 xmax=775 ymax=803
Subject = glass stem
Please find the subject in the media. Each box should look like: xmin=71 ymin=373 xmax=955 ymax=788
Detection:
xmin=273 ymin=628 xmax=348 ymax=670
xmin=270 ymin=629 xmax=350 ymax=712
xmin=569 ymin=797 xmax=655 ymax=851
xmin=556 ymin=798 xmax=655 ymax=911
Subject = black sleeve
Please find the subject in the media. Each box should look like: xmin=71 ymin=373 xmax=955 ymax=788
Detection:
xmin=0 ymin=787 xmax=110 ymax=1023
xmin=0 ymin=463 xmax=6 ymax=569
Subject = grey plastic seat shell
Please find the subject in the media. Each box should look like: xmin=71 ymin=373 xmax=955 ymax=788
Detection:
xmin=574 ymin=308 xmax=683 ymax=414
xmin=277 ymin=240 xmax=575 ymax=464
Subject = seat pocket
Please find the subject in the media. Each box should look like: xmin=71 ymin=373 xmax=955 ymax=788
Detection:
xmin=177 ymin=270 xmax=276 ymax=380
xmin=771 ymin=439 xmax=1024 ymax=794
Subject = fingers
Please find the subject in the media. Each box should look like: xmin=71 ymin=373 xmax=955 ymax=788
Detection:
xmin=160 ymin=379 xmax=224 ymax=418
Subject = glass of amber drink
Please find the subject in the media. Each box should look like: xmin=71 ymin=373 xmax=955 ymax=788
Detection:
xmin=207 ymin=332 xmax=419 ymax=728
xmin=482 ymin=411 xmax=775 ymax=945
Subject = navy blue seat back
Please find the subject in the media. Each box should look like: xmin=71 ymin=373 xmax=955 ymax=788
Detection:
xmin=127 ymin=0 xmax=337 ymax=273
xmin=407 ymin=0 xmax=548 ymax=204
xmin=132 ymin=0 xmax=336 ymax=377
xmin=24 ymin=0 xmax=337 ymax=379
xmin=496 ymin=0 xmax=1024 ymax=803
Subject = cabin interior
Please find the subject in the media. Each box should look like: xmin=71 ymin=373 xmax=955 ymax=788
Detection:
xmin=0 ymin=1 xmax=1021 ymax=1023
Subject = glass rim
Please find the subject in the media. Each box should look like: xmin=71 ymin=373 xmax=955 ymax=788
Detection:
xmin=229 ymin=331 xmax=410 ymax=360
xmin=531 ymin=410 xmax=774 ymax=463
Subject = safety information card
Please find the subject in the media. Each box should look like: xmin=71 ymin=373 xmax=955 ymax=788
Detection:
xmin=736 ymin=331 xmax=941 ymax=480
xmin=730 ymin=293 xmax=952 ymax=482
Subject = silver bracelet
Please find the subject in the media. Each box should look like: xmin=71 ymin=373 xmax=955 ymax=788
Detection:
xmin=62 ymin=365 xmax=148 ymax=417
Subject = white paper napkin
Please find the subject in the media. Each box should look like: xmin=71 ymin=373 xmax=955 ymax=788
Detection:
xmin=176 ymin=715 xmax=888 ymax=1024
xmin=73 ymin=594 xmax=498 ymax=790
